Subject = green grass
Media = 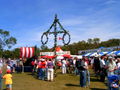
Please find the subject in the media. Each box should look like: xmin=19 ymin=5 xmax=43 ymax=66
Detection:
xmin=2 ymin=69 xmax=107 ymax=90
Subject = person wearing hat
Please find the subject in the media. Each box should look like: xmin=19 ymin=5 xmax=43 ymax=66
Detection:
xmin=92 ymin=54 xmax=101 ymax=77
xmin=2 ymin=70 xmax=12 ymax=90
xmin=106 ymin=56 xmax=117 ymax=76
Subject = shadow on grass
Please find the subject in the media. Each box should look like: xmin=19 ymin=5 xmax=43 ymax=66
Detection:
xmin=90 ymin=77 xmax=100 ymax=82
xmin=3 ymin=89 xmax=6 ymax=90
xmin=90 ymin=88 xmax=106 ymax=90
xmin=27 ymin=73 xmax=33 ymax=75
xmin=27 ymin=73 xmax=39 ymax=79
xmin=65 ymin=84 xmax=80 ymax=87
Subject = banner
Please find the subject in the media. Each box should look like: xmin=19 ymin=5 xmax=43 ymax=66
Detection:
xmin=40 ymin=51 xmax=70 ymax=56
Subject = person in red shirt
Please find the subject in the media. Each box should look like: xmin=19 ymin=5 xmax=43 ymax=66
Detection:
xmin=31 ymin=60 xmax=35 ymax=75
xmin=40 ymin=59 xmax=46 ymax=80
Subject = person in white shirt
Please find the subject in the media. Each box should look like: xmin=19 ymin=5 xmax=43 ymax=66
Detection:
xmin=62 ymin=59 xmax=67 ymax=74
xmin=106 ymin=56 xmax=116 ymax=76
xmin=99 ymin=56 xmax=106 ymax=82
xmin=0 ymin=59 xmax=3 ymax=69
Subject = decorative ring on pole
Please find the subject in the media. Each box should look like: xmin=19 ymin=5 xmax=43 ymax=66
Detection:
xmin=41 ymin=33 xmax=48 ymax=45
xmin=62 ymin=32 xmax=71 ymax=45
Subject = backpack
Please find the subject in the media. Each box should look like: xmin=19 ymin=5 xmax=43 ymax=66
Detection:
xmin=76 ymin=60 xmax=85 ymax=70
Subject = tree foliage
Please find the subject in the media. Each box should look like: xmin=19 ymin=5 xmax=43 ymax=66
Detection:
xmin=62 ymin=38 xmax=120 ymax=54
xmin=2 ymin=38 xmax=120 ymax=59
xmin=40 ymin=38 xmax=120 ymax=55
xmin=0 ymin=29 xmax=17 ymax=50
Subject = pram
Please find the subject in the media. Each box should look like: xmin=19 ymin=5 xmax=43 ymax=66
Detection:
xmin=107 ymin=75 xmax=120 ymax=90
xmin=114 ymin=67 xmax=120 ymax=75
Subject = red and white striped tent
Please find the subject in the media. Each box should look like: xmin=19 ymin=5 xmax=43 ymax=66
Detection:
xmin=20 ymin=47 xmax=35 ymax=58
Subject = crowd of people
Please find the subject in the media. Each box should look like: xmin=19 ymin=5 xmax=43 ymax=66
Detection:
xmin=0 ymin=53 xmax=120 ymax=90
xmin=90 ymin=54 xmax=120 ymax=90
xmin=30 ymin=54 xmax=120 ymax=89
xmin=0 ymin=57 xmax=25 ymax=90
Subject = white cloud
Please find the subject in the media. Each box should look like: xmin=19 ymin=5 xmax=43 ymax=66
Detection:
xmin=63 ymin=14 xmax=120 ymax=43
xmin=104 ymin=0 xmax=117 ymax=5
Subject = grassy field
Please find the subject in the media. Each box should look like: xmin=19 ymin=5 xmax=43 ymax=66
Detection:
xmin=2 ymin=69 xmax=107 ymax=90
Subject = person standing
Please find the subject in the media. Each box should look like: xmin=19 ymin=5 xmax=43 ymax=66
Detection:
xmin=9 ymin=59 xmax=14 ymax=73
xmin=0 ymin=68 xmax=2 ymax=90
xmin=107 ymin=56 xmax=116 ymax=76
xmin=116 ymin=58 xmax=120 ymax=69
xmin=31 ymin=59 xmax=35 ymax=75
xmin=100 ymin=56 xmax=106 ymax=82
xmin=0 ymin=59 xmax=3 ymax=69
xmin=61 ymin=59 xmax=67 ymax=74
xmin=77 ymin=57 xmax=88 ymax=87
xmin=93 ymin=55 xmax=101 ymax=77
xmin=37 ymin=59 xmax=42 ymax=80
xmin=40 ymin=59 xmax=46 ymax=80
xmin=19 ymin=59 xmax=24 ymax=73
xmin=73 ymin=57 xmax=77 ymax=75
xmin=47 ymin=59 xmax=54 ymax=82
xmin=75 ymin=57 xmax=80 ymax=75
xmin=2 ymin=70 xmax=12 ymax=90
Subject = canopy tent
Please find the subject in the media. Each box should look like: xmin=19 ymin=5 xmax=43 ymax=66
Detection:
xmin=71 ymin=55 xmax=82 ymax=59
xmin=89 ymin=52 xmax=98 ymax=57
xmin=88 ymin=52 xmax=108 ymax=56
xmin=62 ymin=54 xmax=71 ymax=58
xmin=82 ymin=50 xmax=120 ymax=57
xmin=115 ymin=50 xmax=120 ymax=56
xmin=107 ymin=51 xmax=117 ymax=55
xmin=55 ymin=46 xmax=63 ymax=55
xmin=98 ymin=52 xmax=108 ymax=56
xmin=55 ymin=46 xmax=71 ymax=59
xmin=56 ymin=56 xmax=64 ymax=60
xmin=20 ymin=47 xmax=35 ymax=58
xmin=41 ymin=55 xmax=55 ymax=59
xmin=83 ymin=53 xmax=91 ymax=56
xmin=83 ymin=52 xmax=99 ymax=57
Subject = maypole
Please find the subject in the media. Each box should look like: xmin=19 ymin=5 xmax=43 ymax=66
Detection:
xmin=41 ymin=14 xmax=71 ymax=76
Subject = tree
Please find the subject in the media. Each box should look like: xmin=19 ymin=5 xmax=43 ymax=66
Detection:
xmin=87 ymin=38 xmax=93 ymax=44
xmin=0 ymin=29 xmax=17 ymax=50
xmin=2 ymin=50 xmax=12 ymax=59
xmin=40 ymin=45 xmax=50 ymax=52
xmin=12 ymin=48 xmax=20 ymax=59
xmin=93 ymin=38 xmax=100 ymax=44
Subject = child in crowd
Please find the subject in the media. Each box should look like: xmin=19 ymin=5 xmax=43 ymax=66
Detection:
xmin=2 ymin=70 xmax=12 ymax=90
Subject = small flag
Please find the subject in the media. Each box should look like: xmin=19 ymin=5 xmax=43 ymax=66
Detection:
xmin=58 ymin=37 xmax=63 ymax=40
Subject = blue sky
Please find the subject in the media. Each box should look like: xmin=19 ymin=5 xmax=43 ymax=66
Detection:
xmin=0 ymin=0 xmax=120 ymax=49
